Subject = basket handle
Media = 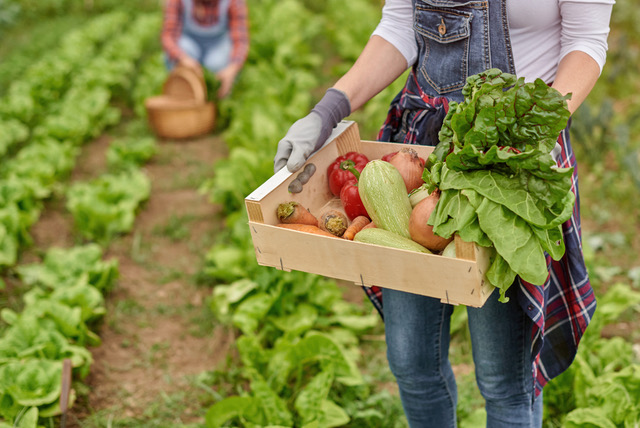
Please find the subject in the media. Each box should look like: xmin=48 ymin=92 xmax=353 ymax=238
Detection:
xmin=163 ymin=66 xmax=207 ymax=103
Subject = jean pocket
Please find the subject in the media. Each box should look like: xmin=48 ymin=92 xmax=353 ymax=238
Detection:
xmin=414 ymin=2 xmax=473 ymax=95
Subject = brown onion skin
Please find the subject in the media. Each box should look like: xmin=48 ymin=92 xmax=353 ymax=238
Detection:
xmin=389 ymin=147 xmax=425 ymax=193
xmin=409 ymin=191 xmax=453 ymax=252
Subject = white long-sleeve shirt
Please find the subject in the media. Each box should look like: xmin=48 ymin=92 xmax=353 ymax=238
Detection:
xmin=371 ymin=0 xmax=614 ymax=83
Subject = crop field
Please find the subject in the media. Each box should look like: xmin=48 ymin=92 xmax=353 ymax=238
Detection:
xmin=0 ymin=0 xmax=639 ymax=427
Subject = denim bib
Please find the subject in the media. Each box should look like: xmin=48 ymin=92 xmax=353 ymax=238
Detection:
xmin=181 ymin=0 xmax=230 ymax=42
xmin=378 ymin=0 xmax=515 ymax=146
xmin=411 ymin=0 xmax=515 ymax=102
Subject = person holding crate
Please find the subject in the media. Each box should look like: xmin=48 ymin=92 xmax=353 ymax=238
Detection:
xmin=273 ymin=1 xmax=614 ymax=427
xmin=161 ymin=0 xmax=249 ymax=98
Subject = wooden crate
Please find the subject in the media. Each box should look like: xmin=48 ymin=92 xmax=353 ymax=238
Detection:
xmin=245 ymin=121 xmax=495 ymax=307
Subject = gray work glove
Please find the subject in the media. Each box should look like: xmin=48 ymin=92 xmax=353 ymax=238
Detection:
xmin=274 ymin=88 xmax=351 ymax=173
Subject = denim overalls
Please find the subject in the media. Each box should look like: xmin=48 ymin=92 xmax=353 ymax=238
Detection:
xmin=370 ymin=1 xmax=594 ymax=427
xmin=174 ymin=0 xmax=232 ymax=72
xmin=380 ymin=0 xmax=515 ymax=146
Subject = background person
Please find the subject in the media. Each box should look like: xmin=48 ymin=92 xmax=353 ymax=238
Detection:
xmin=273 ymin=0 xmax=615 ymax=426
xmin=161 ymin=0 xmax=249 ymax=98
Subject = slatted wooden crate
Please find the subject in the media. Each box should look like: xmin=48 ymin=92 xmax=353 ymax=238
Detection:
xmin=245 ymin=121 xmax=495 ymax=307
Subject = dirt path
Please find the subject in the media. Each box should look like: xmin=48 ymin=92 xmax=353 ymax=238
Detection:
xmin=27 ymin=132 xmax=234 ymax=425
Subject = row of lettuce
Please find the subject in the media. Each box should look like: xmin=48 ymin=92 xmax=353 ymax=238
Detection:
xmin=197 ymin=1 xmax=640 ymax=427
xmin=197 ymin=1 xmax=412 ymax=426
xmin=0 ymin=11 xmax=160 ymax=268
xmin=0 ymin=11 xmax=164 ymax=426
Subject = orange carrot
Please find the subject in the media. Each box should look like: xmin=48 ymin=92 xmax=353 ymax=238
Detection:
xmin=276 ymin=223 xmax=337 ymax=237
xmin=319 ymin=209 xmax=349 ymax=237
xmin=276 ymin=202 xmax=318 ymax=226
xmin=342 ymin=216 xmax=371 ymax=240
xmin=362 ymin=221 xmax=377 ymax=230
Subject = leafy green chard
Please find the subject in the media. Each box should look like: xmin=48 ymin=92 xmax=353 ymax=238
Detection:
xmin=424 ymin=68 xmax=575 ymax=301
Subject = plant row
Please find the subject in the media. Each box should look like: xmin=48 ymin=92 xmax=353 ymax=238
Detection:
xmin=197 ymin=1 xmax=413 ymax=426
xmin=0 ymin=11 xmax=164 ymax=427
xmin=0 ymin=12 xmax=160 ymax=270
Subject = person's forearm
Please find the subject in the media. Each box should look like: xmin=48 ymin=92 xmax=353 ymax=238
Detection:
xmin=229 ymin=0 xmax=249 ymax=66
xmin=333 ymin=35 xmax=410 ymax=112
xmin=551 ymin=51 xmax=601 ymax=115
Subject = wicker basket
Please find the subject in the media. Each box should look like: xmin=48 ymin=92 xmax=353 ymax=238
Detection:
xmin=145 ymin=66 xmax=215 ymax=139
xmin=145 ymin=95 xmax=216 ymax=139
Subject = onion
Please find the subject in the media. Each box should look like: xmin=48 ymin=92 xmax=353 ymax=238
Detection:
xmin=409 ymin=190 xmax=454 ymax=252
xmin=388 ymin=147 xmax=425 ymax=193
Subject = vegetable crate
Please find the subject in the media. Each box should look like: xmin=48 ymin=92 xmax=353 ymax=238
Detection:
xmin=245 ymin=121 xmax=495 ymax=307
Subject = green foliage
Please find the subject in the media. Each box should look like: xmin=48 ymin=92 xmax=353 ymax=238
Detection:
xmin=247 ymin=0 xmax=323 ymax=70
xmin=543 ymin=282 xmax=640 ymax=427
xmin=200 ymin=146 xmax=275 ymax=215
xmin=0 ymin=360 xmax=62 ymax=417
xmin=571 ymin=99 xmax=616 ymax=166
xmin=323 ymin=0 xmax=381 ymax=62
xmin=0 ymin=137 xmax=79 ymax=268
xmin=131 ymin=52 xmax=167 ymax=118
xmin=0 ymin=0 xmax=19 ymax=31
xmin=106 ymin=136 xmax=157 ymax=170
xmin=0 ymin=244 xmax=117 ymax=425
xmin=66 ymin=169 xmax=151 ymax=244
xmin=0 ymin=119 xmax=28 ymax=157
xmin=16 ymin=243 xmax=119 ymax=293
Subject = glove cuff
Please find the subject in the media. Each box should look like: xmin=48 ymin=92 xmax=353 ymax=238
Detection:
xmin=311 ymin=88 xmax=351 ymax=141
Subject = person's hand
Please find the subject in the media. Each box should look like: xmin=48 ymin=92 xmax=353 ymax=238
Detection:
xmin=216 ymin=64 xmax=241 ymax=99
xmin=273 ymin=88 xmax=351 ymax=173
xmin=178 ymin=55 xmax=202 ymax=76
xmin=274 ymin=112 xmax=325 ymax=173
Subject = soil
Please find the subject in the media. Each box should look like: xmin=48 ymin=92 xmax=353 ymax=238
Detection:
xmin=23 ymin=130 xmax=235 ymax=426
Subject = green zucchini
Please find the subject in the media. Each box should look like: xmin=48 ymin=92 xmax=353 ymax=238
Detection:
xmin=354 ymin=228 xmax=431 ymax=253
xmin=358 ymin=160 xmax=412 ymax=238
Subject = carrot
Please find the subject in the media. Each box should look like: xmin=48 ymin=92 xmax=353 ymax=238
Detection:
xmin=342 ymin=215 xmax=371 ymax=240
xmin=276 ymin=201 xmax=318 ymax=226
xmin=276 ymin=223 xmax=337 ymax=237
xmin=319 ymin=209 xmax=349 ymax=237
xmin=362 ymin=221 xmax=377 ymax=230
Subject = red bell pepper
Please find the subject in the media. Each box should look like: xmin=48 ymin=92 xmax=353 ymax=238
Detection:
xmin=327 ymin=151 xmax=369 ymax=196
xmin=340 ymin=178 xmax=369 ymax=220
xmin=381 ymin=151 xmax=397 ymax=163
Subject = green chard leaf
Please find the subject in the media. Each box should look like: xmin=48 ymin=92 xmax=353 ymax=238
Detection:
xmin=476 ymin=198 xmax=548 ymax=285
xmin=485 ymin=254 xmax=518 ymax=302
xmin=439 ymin=166 xmax=573 ymax=229
xmin=425 ymin=68 xmax=574 ymax=299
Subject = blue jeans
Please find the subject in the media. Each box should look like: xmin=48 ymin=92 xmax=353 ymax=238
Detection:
xmin=165 ymin=32 xmax=232 ymax=73
xmin=382 ymin=285 xmax=543 ymax=428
